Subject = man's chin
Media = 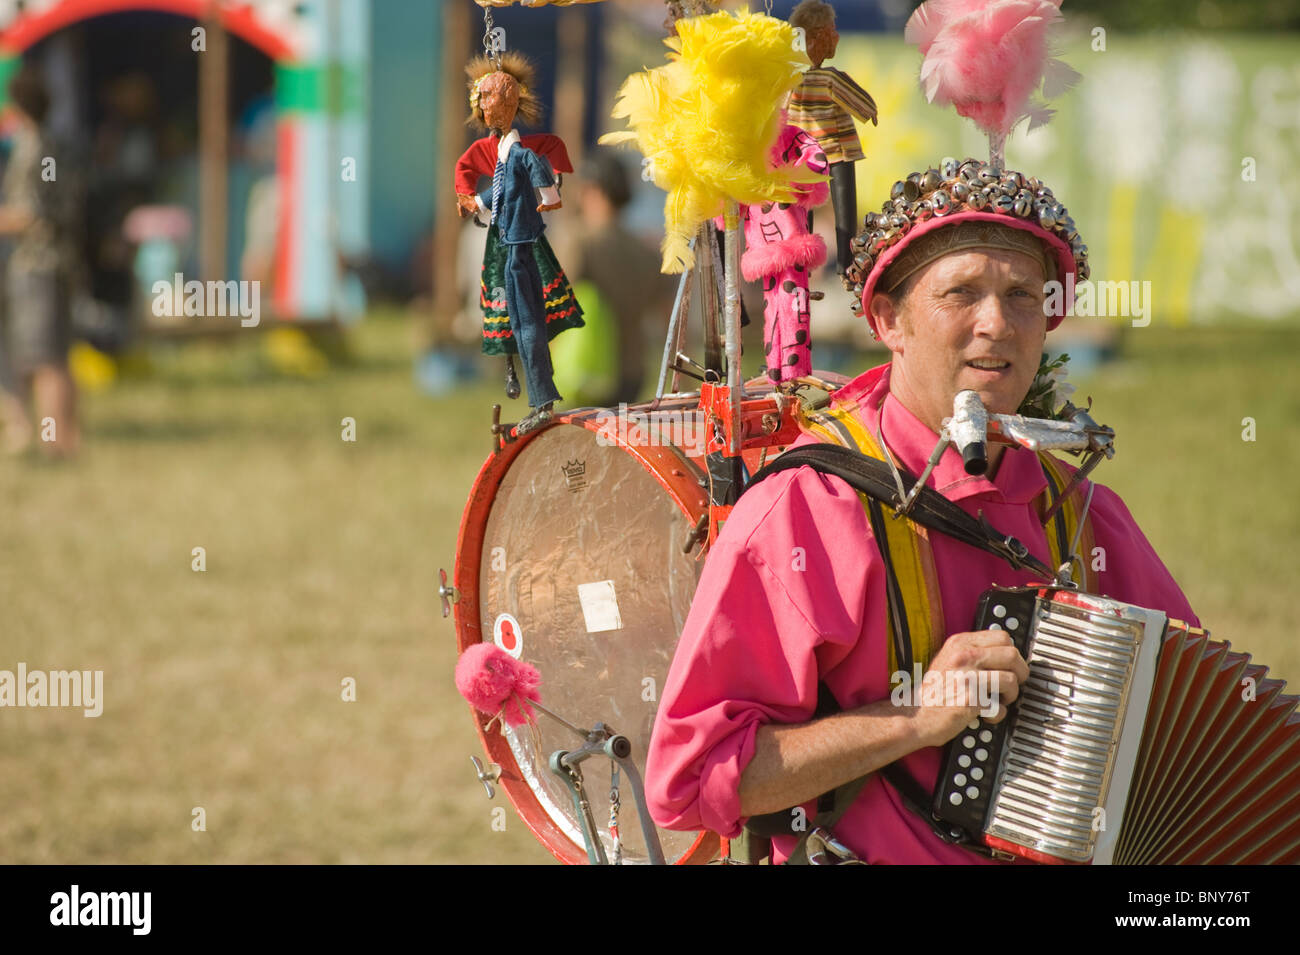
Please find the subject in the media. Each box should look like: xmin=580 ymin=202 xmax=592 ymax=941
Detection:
xmin=953 ymin=381 xmax=1025 ymax=418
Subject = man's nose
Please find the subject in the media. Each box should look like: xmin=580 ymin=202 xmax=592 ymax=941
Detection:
xmin=972 ymin=292 xmax=1014 ymax=339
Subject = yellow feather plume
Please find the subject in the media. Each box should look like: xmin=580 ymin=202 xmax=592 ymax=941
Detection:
xmin=599 ymin=8 xmax=813 ymax=273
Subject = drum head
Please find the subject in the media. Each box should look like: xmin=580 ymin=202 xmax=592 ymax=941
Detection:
xmin=459 ymin=411 xmax=716 ymax=864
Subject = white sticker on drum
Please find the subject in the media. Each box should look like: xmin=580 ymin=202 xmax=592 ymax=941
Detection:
xmin=577 ymin=580 xmax=623 ymax=633
xmin=493 ymin=612 xmax=524 ymax=658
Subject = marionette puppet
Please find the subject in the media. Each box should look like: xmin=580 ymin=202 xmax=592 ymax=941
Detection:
xmin=787 ymin=0 xmax=878 ymax=275
xmin=455 ymin=52 xmax=583 ymax=435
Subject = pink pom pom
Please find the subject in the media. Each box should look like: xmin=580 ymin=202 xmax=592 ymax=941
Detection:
xmin=455 ymin=643 xmax=542 ymax=728
xmin=905 ymin=0 xmax=1077 ymax=140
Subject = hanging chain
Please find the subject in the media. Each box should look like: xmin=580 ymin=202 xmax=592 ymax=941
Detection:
xmin=482 ymin=6 xmax=502 ymax=66
xmin=608 ymin=761 xmax=623 ymax=865
xmin=765 ymin=0 xmax=773 ymax=15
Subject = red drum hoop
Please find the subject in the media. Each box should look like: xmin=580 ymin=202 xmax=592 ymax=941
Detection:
xmin=454 ymin=400 xmax=721 ymax=864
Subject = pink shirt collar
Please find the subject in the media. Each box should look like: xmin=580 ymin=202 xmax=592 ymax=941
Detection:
xmin=830 ymin=362 xmax=1050 ymax=507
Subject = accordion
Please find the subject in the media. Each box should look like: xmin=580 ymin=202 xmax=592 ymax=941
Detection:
xmin=933 ymin=586 xmax=1300 ymax=865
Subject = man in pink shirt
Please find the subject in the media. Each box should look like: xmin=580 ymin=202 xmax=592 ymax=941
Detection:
xmin=644 ymin=163 xmax=1199 ymax=864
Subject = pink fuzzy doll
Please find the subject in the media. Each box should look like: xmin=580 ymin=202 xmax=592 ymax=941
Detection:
xmin=731 ymin=123 xmax=831 ymax=383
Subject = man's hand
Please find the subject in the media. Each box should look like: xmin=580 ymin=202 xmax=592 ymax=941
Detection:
xmin=736 ymin=630 xmax=1029 ymax=818
xmin=913 ymin=629 xmax=1030 ymax=748
xmin=536 ymin=200 xmax=562 ymax=212
xmin=456 ymin=193 xmax=479 ymax=218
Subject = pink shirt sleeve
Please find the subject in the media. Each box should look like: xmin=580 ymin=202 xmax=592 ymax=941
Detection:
xmin=645 ymin=458 xmax=874 ymax=837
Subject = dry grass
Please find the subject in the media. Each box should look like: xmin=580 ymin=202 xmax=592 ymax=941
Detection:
xmin=0 ymin=312 xmax=1294 ymax=863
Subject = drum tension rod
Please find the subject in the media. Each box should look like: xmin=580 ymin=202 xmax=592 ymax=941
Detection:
xmin=682 ymin=513 xmax=708 ymax=554
xmin=469 ymin=755 xmax=501 ymax=799
xmin=438 ymin=568 xmax=460 ymax=618
xmin=490 ymin=403 xmax=522 ymax=451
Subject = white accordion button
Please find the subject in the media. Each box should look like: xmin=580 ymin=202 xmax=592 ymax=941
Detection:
xmin=993 ymin=604 xmax=1007 ymax=618
xmin=975 ymin=748 xmax=989 ymax=761
xmin=950 ymin=792 xmax=963 ymax=806
xmin=990 ymin=623 xmax=1002 ymax=631
xmin=954 ymin=773 xmax=967 ymax=786
xmin=971 ymin=767 xmax=984 ymax=781
xmin=966 ymin=786 xmax=979 ymax=799
xmin=962 ymin=736 xmax=976 ymax=749
xmin=958 ymin=755 xmax=971 ymax=768
xmin=967 ymin=719 xmax=980 ymax=730
xmin=979 ymin=729 xmax=993 ymax=743
xmin=1007 ymin=618 xmax=1020 ymax=631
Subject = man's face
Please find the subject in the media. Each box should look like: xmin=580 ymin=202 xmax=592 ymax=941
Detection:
xmin=872 ymin=248 xmax=1048 ymax=435
xmin=479 ymin=72 xmax=519 ymax=134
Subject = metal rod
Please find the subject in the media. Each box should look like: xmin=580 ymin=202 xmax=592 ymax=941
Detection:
xmin=723 ymin=201 xmax=742 ymax=455
xmin=528 ymin=699 xmax=589 ymax=741
xmin=611 ymin=750 xmax=668 ymax=865
xmin=656 ymin=241 xmax=695 ymax=403
xmin=699 ymin=223 xmax=722 ymax=376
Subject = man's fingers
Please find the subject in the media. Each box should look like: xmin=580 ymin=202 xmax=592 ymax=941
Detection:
xmin=982 ymin=702 xmax=1009 ymax=725
xmin=958 ymin=629 xmax=1016 ymax=648
xmin=977 ymin=647 xmax=1030 ymax=685
xmin=990 ymin=669 xmax=1022 ymax=705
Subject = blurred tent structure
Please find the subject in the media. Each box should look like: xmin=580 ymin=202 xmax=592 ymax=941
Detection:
xmin=0 ymin=0 xmax=368 ymax=328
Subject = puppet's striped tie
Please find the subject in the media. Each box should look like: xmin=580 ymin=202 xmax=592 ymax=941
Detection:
xmin=491 ymin=160 xmax=504 ymax=223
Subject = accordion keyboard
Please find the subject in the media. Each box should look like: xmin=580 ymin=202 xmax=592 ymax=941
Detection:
xmin=933 ymin=586 xmax=1165 ymax=863
xmin=932 ymin=588 xmax=1038 ymax=837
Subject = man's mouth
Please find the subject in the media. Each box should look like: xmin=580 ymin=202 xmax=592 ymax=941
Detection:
xmin=966 ymin=358 xmax=1012 ymax=371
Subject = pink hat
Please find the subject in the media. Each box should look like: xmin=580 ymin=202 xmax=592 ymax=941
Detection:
xmin=843 ymin=159 xmax=1087 ymax=340
xmin=848 ymin=1 xmax=1087 ymax=338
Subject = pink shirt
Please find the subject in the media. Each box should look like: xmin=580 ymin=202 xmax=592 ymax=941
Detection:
xmin=645 ymin=363 xmax=1200 ymax=864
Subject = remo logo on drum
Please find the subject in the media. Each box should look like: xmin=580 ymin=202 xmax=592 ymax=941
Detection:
xmin=493 ymin=613 xmax=523 ymax=658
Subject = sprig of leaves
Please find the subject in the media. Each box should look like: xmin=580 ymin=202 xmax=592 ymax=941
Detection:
xmin=1017 ymin=352 xmax=1074 ymax=420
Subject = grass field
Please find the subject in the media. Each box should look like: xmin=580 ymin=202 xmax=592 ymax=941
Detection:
xmin=1 ymin=311 xmax=1296 ymax=864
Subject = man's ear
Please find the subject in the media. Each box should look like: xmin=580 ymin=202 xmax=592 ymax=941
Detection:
xmin=872 ymin=292 xmax=905 ymax=355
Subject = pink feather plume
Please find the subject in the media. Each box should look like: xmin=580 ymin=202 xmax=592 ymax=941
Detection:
xmin=455 ymin=643 xmax=541 ymax=728
xmin=905 ymin=0 xmax=1079 ymax=139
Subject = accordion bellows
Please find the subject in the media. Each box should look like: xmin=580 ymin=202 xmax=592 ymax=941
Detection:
xmin=1113 ymin=625 xmax=1300 ymax=864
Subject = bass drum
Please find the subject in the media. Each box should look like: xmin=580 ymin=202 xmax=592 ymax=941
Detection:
xmin=453 ymin=397 xmax=774 ymax=864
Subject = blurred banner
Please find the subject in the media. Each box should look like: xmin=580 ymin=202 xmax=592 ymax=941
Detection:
xmin=840 ymin=32 xmax=1300 ymax=324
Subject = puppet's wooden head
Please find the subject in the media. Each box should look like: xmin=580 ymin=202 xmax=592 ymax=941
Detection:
xmin=790 ymin=0 xmax=839 ymax=68
xmin=466 ymin=52 xmax=543 ymax=134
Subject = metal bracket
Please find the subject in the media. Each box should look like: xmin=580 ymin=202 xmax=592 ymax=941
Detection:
xmin=438 ymin=568 xmax=460 ymax=618
xmin=470 ymin=755 xmax=501 ymax=799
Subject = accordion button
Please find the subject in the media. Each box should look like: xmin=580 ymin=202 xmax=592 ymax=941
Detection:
xmin=954 ymin=773 xmax=967 ymax=786
xmin=958 ymin=755 xmax=971 ymax=768
xmin=989 ymin=623 xmax=1002 ymax=631
xmin=993 ymin=604 xmax=1007 ymax=618
xmin=975 ymin=748 xmax=989 ymax=761
xmin=1007 ymin=618 xmax=1020 ymax=631
xmin=962 ymin=736 xmax=975 ymax=749
xmin=949 ymin=792 xmax=963 ymax=806
xmin=966 ymin=786 xmax=979 ymax=800
xmin=971 ymin=768 xmax=984 ymax=781
xmin=979 ymin=729 xmax=993 ymax=743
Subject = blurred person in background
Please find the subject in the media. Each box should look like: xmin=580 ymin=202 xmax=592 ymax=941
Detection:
xmin=0 ymin=65 xmax=83 ymax=457
xmin=551 ymin=151 xmax=670 ymax=407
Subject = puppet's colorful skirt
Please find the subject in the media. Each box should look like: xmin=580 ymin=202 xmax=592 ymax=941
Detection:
xmin=480 ymin=224 xmax=585 ymax=357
